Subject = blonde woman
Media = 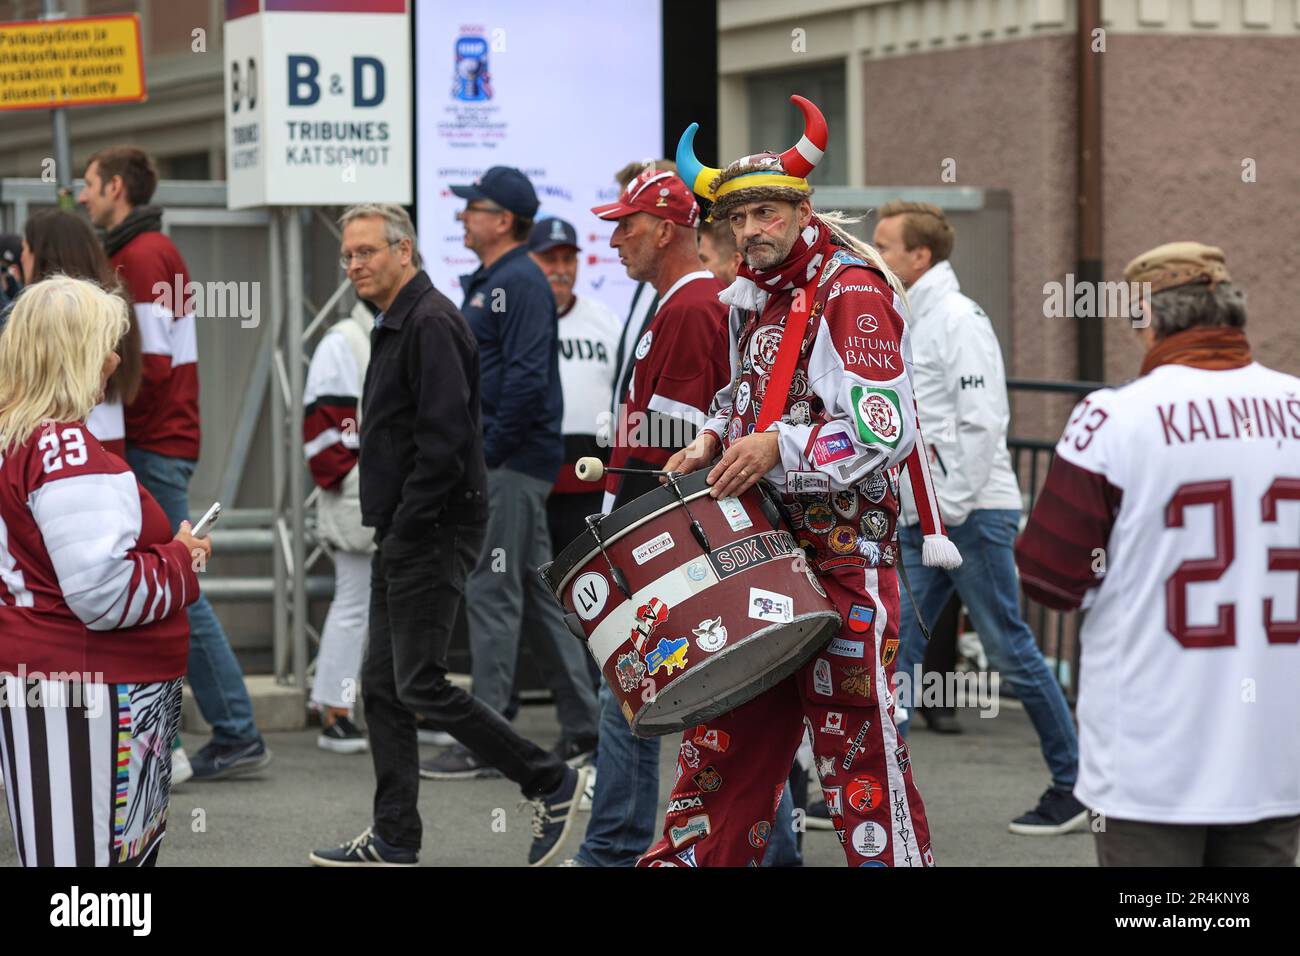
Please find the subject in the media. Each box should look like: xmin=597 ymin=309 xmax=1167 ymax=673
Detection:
xmin=0 ymin=276 xmax=208 ymax=866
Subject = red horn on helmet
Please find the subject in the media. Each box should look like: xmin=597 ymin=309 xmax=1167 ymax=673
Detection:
xmin=777 ymin=95 xmax=829 ymax=179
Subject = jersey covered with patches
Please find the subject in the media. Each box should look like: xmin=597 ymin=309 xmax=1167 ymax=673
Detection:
xmin=1016 ymin=362 xmax=1300 ymax=823
xmin=111 ymin=231 xmax=200 ymax=460
xmin=0 ymin=422 xmax=197 ymax=682
xmin=605 ymin=271 xmax=730 ymax=508
xmin=702 ymin=250 xmax=919 ymax=573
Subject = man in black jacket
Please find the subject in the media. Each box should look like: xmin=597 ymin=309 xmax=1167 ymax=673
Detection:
xmin=310 ymin=204 xmax=586 ymax=868
xmin=421 ymin=166 xmax=599 ymax=779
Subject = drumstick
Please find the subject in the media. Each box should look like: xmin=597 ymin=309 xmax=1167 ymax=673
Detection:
xmin=575 ymin=457 xmax=710 ymax=550
xmin=574 ymin=457 xmax=675 ymax=482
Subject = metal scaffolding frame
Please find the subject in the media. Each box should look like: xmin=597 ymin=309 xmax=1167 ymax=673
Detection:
xmin=1 ymin=178 xmax=347 ymax=699
xmin=267 ymin=206 xmax=354 ymax=694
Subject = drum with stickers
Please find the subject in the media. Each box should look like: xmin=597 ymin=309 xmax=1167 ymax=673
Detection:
xmin=541 ymin=470 xmax=841 ymax=737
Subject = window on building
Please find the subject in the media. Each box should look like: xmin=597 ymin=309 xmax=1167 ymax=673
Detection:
xmin=160 ymin=152 xmax=211 ymax=180
xmin=145 ymin=0 xmax=211 ymax=56
xmin=4 ymin=0 xmax=57 ymax=18
xmin=746 ymin=63 xmax=847 ymax=186
xmin=84 ymin=0 xmax=141 ymax=13
xmin=4 ymin=2 xmax=141 ymax=28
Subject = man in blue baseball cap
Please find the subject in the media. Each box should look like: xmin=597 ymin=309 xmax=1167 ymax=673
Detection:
xmin=450 ymin=164 xmax=540 ymax=225
xmin=422 ymin=169 xmax=600 ymax=787
xmin=525 ymin=216 xmax=622 ymax=689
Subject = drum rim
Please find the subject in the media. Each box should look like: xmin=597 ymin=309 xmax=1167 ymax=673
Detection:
xmin=628 ymin=610 xmax=841 ymax=736
xmin=543 ymin=468 xmax=717 ymax=598
xmin=546 ymin=469 xmax=730 ymax=597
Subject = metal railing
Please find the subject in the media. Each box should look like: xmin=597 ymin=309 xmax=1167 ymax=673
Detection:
xmin=1006 ymin=377 xmax=1106 ymax=703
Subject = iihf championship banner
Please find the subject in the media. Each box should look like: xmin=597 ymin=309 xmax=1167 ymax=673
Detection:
xmin=414 ymin=0 xmax=663 ymax=316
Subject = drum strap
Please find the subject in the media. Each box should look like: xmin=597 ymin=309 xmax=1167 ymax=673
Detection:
xmin=754 ymin=276 xmax=817 ymax=433
xmin=756 ymin=270 xmax=932 ymax=643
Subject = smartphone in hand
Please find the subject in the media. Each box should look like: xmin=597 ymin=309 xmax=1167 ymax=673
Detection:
xmin=191 ymin=502 xmax=222 ymax=538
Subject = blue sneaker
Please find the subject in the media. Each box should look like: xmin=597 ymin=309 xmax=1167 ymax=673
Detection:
xmin=189 ymin=737 xmax=273 ymax=781
xmin=309 ymin=827 xmax=418 ymax=867
xmin=1008 ymin=787 xmax=1089 ymax=836
xmin=525 ymin=766 xmax=589 ymax=867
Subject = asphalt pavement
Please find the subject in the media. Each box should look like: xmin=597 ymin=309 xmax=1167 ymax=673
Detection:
xmin=0 ymin=697 xmax=1102 ymax=867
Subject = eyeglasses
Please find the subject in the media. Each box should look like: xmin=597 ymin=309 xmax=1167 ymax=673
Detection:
xmin=339 ymin=240 xmax=400 ymax=269
xmin=456 ymin=203 xmax=506 ymax=221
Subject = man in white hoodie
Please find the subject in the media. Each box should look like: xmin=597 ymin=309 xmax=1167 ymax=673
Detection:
xmin=872 ymin=201 xmax=1085 ymax=836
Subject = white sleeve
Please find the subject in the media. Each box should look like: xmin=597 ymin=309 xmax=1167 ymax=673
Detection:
xmin=31 ymin=469 xmax=192 ymax=630
xmin=304 ymin=329 xmax=362 ymax=406
xmin=941 ymin=307 xmax=1010 ymax=525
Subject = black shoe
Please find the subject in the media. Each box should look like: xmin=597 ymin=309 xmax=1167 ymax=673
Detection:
xmin=189 ymin=737 xmax=272 ymax=781
xmin=805 ymin=798 xmax=835 ymax=831
xmin=1009 ymin=787 xmax=1089 ymax=835
xmin=309 ymin=827 xmax=418 ymax=867
xmin=552 ymin=735 xmax=598 ymax=767
xmin=525 ymin=766 xmax=589 ymax=867
xmin=318 ymin=715 xmax=368 ymax=755
xmin=419 ymin=744 xmax=503 ymax=780
xmin=920 ymin=707 xmax=963 ymax=735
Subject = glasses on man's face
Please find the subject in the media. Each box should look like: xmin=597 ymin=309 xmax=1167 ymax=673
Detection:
xmin=339 ymin=240 xmax=400 ymax=270
xmin=456 ymin=203 xmax=506 ymax=222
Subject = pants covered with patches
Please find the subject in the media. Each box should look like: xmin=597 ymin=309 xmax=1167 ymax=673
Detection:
xmin=638 ymin=566 xmax=932 ymax=868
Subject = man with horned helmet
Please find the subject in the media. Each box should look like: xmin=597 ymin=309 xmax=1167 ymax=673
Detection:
xmin=643 ymin=95 xmax=961 ymax=867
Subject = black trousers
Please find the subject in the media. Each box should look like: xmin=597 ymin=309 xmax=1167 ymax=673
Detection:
xmin=364 ymin=523 xmax=566 ymax=849
xmin=913 ymin=594 xmax=960 ymax=715
xmin=545 ymin=491 xmax=605 ymax=556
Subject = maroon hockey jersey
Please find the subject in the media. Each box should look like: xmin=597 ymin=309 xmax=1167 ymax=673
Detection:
xmin=111 ymin=230 xmax=201 ymax=460
xmin=0 ymin=422 xmax=197 ymax=682
xmin=605 ymin=271 xmax=730 ymax=505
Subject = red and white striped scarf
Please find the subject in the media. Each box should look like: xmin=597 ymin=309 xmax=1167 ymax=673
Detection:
xmin=720 ymin=218 xmax=832 ymax=312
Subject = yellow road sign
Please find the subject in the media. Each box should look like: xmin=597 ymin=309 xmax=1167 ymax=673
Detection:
xmin=0 ymin=14 xmax=146 ymax=112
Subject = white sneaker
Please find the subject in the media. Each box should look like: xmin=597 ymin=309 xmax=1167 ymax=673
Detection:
xmin=579 ymin=767 xmax=596 ymax=812
xmin=172 ymin=747 xmax=194 ymax=786
xmin=417 ymin=728 xmax=456 ymax=747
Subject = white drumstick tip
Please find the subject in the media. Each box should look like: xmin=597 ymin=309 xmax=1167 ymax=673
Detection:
xmin=575 ymin=457 xmax=605 ymax=482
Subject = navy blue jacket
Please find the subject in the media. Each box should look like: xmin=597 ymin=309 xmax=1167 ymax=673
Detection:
xmin=460 ymin=244 xmax=564 ymax=484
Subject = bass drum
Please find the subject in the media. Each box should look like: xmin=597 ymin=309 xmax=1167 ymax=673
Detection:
xmin=542 ymin=470 xmax=840 ymax=737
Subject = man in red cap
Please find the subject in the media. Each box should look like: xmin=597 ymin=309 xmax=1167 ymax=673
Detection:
xmin=591 ymin=167 xmax=730 ymax=511
xmin=561 ymin=168 xmax=732 ymax=867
